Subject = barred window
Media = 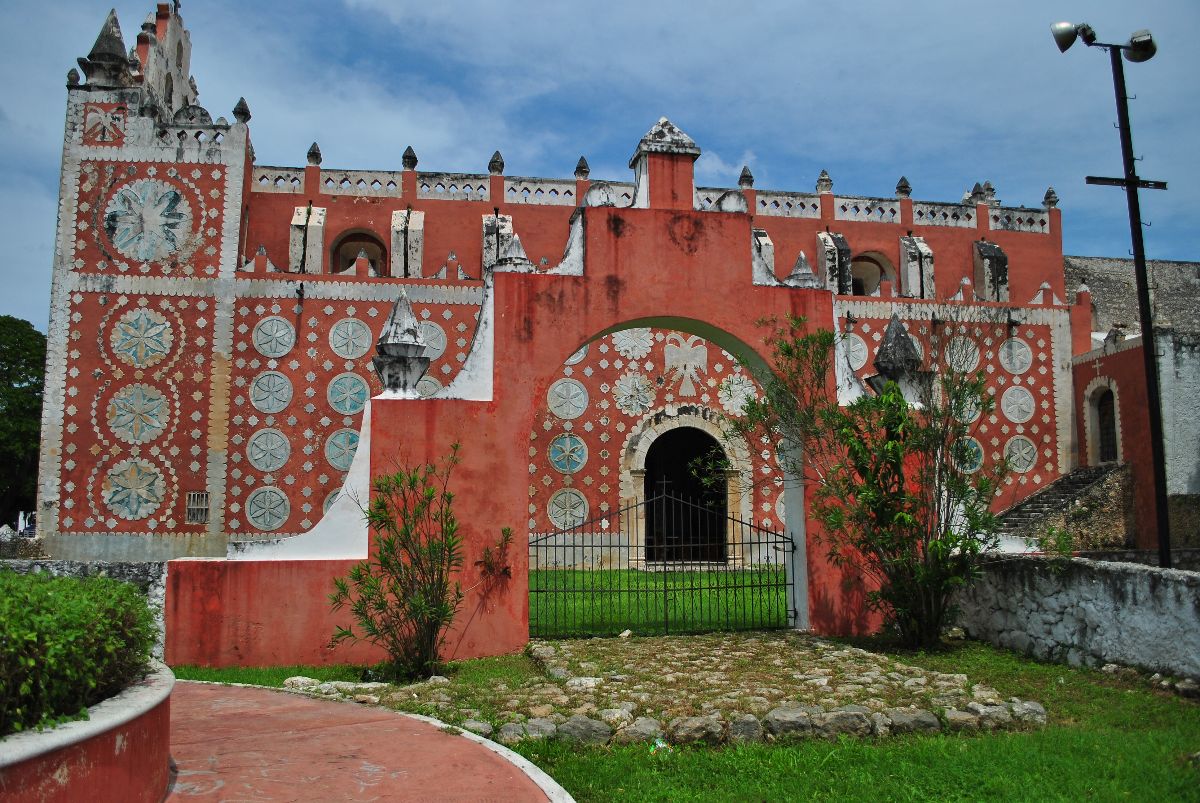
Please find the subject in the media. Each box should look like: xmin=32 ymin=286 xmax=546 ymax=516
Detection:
xmin=185 ymin=491 xmax=210 ymax=524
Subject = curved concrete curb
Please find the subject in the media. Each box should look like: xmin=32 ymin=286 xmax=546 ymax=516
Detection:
xmin=182 ymin=679 xmax=573 ymax=802
xmin=0 ymin=660 xmax=174 ymax=765
xmin=0 ymin=660 xmax=174 ymax=802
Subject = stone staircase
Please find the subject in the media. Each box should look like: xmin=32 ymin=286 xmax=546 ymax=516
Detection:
xmin=997 ymin=464 xmax=1120 ymax=536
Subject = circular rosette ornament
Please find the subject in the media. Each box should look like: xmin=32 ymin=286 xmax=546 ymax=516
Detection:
xmin=612 ymin=328 xmax=652 ymax=360
xmin=718 ymin=374 xmax=757 ymax=416
xmin=106 ymin=383 xmax=169 ymax=444
xmin=110 ymin=308 xmax=174 ymax=368
xmin=104 ymin=179 xmax=193 ymax=263
xmin=102 ymin=458 xmax=166 ymax=520
xmin=613 ymin=372 xmax=655 ymax=416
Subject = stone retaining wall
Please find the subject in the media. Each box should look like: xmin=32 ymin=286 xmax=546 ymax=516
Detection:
xmin=1078 ymin=548 xmax=1200 ymax=572
xmin=0 ymin=560 xmax=167 ymax=659
xmin=957 ymin=556 xmax=1200 ymax=679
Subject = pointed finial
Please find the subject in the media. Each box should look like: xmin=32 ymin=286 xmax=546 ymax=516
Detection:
xmin=373 ymin=289 xmax=431 ymax=394
xmin=895 ymin=176 xmax=912 ymax=198
xmin=307 ymin=142 xmax=322 ymax=166
xmin=488 ymin=150 xmax=505 ymax=175
xmin=574 ymin=156 xmax=590 ymax=179
xmin=66 ymin=68 xmax=80 ymax=86
xmin=232 ymin=97 xmax=251 ymax=123
xmin=141 ymin=12 xmax=157 ymax=36
xmin=88 ymin=9 xmax=128 ymax=63
xmin=968 ymin=182 xmax=986 ymax=204
xmin=873 ymin=314 xmax=922 ymax=381
xmin=127 ymin=48 xmax=140 ymax=71
xmin=1043 ymin=186 xmax=1059 ymax=208
xmin=738 ymin=165 xmax=754 ymax=189
xmin=816 ymin=169 xmax=833 ymax=194
xmin=402 ymin=146 xmax=418 ymax=170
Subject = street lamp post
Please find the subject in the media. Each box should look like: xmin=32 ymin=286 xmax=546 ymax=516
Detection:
xmin=1051 ymin=22 xmax=1172 ymax=569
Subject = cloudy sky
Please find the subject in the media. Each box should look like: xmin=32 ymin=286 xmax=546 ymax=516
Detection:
xmin=1 ymin=0 xmax=1196 ymax=331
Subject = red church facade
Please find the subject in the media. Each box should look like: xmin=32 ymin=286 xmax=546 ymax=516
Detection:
xmin=39 ymin=4 xmax=1120 ymax=665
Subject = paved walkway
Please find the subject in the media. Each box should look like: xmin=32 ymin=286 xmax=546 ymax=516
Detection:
xmin=166 ymin=681 xmax=564 ymax=802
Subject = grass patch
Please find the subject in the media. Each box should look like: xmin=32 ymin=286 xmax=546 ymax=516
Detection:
xmin=170 ymin=664 xmax=365 ymax=687
xmin=529 ymin=568 xmax=789 ymax=638
xmin=514 ymin=640 xmax=1200 ymax=802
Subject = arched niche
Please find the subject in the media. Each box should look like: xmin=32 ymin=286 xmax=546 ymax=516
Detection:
xmin=850 ymin=252 xmax=896 ymax=297
xmin=330 ymin=229 xmax=387 ymax=276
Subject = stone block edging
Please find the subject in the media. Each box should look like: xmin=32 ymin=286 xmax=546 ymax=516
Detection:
xmin=0 ymin=660 xmax=174 ymax=802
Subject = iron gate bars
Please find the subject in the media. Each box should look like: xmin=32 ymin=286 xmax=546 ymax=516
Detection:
xmin=529 ymin=493 xmax=795 ymax=638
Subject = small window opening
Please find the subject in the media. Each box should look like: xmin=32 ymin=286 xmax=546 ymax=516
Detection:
xmin=186 ymin=491 xmax=210 ymax=524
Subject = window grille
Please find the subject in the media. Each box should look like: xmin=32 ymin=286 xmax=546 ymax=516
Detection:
xmin=186 ymin=491 xmax=210 ymax=524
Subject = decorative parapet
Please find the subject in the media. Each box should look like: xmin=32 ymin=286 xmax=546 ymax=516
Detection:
xmin=695 ymin=187 xmax=726 ymax=210
xmin=319 ymin=169 xmax=402 ymax=196
xmin=503 ymin=177 xmax=577 ymax=206
xmin=755 ymin=191 xmax=821 ymax=218
xmin=912 ymin=201 xmax=976 ymax=229
xmin=989 ymin=206 xmax=1050 ymax=234
xmin=834 ymin=195 xmax=900 ymax=224
xmin=251 ymin=166 xmax=304 ymax=193
xmin=417 ymin=173 xmax=490 ymax=202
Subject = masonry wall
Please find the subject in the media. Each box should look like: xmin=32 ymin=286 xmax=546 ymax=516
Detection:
xmin=956 ymin=556 xmax=1200 ymax=680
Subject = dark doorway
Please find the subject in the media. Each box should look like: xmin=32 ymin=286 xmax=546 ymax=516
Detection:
xmin=1096 ymin=388 xmax=1118 ymax=463
xmin=644 ymin=427 xmax=728 ymax=562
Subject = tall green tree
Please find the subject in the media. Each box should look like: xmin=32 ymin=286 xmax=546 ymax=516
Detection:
xmin=0 ymin=317 xmax=46 ymax=530
xmin=731 ymin=315 xmax=1005 ymax=648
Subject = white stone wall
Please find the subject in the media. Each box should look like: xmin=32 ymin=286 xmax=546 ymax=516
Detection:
xmin=956 ymin=556 xmax=1200 ymax=679
xmin=1158 ymin=330 xmax=1200 ymax=496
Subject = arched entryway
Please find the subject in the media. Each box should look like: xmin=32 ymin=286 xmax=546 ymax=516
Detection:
xmin=1096 ymin=388 xmax=1117 ymax=463
xmin=644 ymin=426 xmax=728 ymax=562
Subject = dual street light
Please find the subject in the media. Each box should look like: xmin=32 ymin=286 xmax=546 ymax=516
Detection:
xmin=1050 ymin=22 xmax=1171 ymax=568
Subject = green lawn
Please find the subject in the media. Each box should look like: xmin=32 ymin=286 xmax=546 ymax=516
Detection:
xmin=514 ymin=640 xmax=1200 ymax=802
xmin=529 ymin=568 xmax=790 ymax=638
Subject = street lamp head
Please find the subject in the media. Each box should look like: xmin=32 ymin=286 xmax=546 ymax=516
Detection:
xmin=1051 ymin=21 xmax=1097 ymax=53
xmin=1124 ymin=29 xmax=1157 ymax=63
xmin=1050 ymin=21 xmax=1078 ymax=52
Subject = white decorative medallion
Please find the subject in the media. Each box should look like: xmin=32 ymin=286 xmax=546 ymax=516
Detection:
xmin=246 ymin=428 xmax=291 ymax=472
xmin=547 ymin=378 xmax=588 ymax=420
xmin=718 ymin=374 xmax=757 ymax=416
xmin=548 ymin=433 xmax=588 ymax=474
xmin=418 ymin=321 xmax=447 ymax=360
xmin=946 ymin=336 xmax=980 ymax=373
xmin=325 ymin=428 xmax=359 ymax=471
xmin=563 ymin=344 xmax=589 ymax=366
xmin=327 ymin=373 xmax=368 ymax=415
xmin=416 ymin=376 xmax=442 ymax=398
xmin=106 ymin=384 xmax=168 ymax=444
xmin=249 ymin=371 xmax=293 ymax=413
xmin=246 ymin=486 xmax=290 ymax=531
xmin=110 ymin=308 xmax=173 ymax=368
xmin=998 ymin=338 xmax=1033 ymax=374
xmin=664 ymin=334 xmax=707 ymax=396
xmin=104 ymin=179 xmax=192 ymax=262
xmin=845 ymin=333 xmax=868 ymax=371
xmin=613 ymin=328 xmax=652 ymax=360
xmin=613 ymin=372 xmax=655 ymax=416
xmin=1005 ymin=436 xmax=1037 ymax=473
xmin=102 ymin=458 xmax=165 ymax=520
xmin=329 ymin=318 xmax=373 ymax=359
xmin=548 ymin=488 xmax=589 ymax=529
xmin=252 ymin=316 xmax=296 ymax=358
xmin=1000 ymin=385 xmax=1035 ymax=423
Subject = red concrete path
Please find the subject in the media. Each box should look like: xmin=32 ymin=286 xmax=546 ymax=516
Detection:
xmin=166 ymin=681 xmax=559 ymax=802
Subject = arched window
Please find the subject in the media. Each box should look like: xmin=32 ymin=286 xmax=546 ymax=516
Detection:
xmin=1096 ymin=388 xmax=1118 ymax=462
xmin=164 ymin=74 xmax=173 ymax=112
xmin=850 ymin=253 xmax=895 ymax=297
xmin=331 ymin=231 xmax=387 ymax=276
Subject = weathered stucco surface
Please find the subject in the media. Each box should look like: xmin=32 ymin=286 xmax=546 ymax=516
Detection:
xmin=957 ymin=556 xmax=1200 ymax=679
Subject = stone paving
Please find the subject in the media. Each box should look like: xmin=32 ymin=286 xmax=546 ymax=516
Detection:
xmin=286 ymin=632 xmax=1047 ymax=747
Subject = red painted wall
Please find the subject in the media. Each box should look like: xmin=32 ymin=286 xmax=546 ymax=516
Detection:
xmin=0 ymin=694 xmax=170 ymax=803
xmin=1073 ymin=344 xmax=1153 ymax=548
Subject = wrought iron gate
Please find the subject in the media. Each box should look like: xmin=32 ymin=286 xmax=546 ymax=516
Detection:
xmin=529 ymin=493 xmax=796 ymax=638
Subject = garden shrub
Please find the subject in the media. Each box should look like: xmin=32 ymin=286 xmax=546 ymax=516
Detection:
xmin=0 ymin=570 xmax=156 ymax=737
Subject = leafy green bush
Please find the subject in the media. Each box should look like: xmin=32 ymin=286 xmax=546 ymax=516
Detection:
xmin=0 ymin=570 xmax=156 ymax=737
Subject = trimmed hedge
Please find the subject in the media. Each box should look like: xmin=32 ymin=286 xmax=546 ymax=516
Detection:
xmin=0 ymin=570 xmax=156 ymax=737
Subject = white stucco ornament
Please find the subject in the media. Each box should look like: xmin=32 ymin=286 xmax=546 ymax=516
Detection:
xmin=1005 ymin=435 xmax=1038 ymax=473
xmin=250 ymin=371 xmax=292 ymax=413
xmin=998 ymin=337 xmax=1033 ymax=374
xmin=1001 ymin=385 xmax=1035 ymax=423
xmin=252 ymin=316 xmax=296 ymax=358
xmin=548 ymin=378 xmax=589 ymax=420
xmin=329 ymin=318 xmax=373 ymax=359
xmin=613 ymin=372 xmax=655 ymax=416
xmin=548 ymin=488 xmax=589 ymax=529
xmin=110 ymin=308 xmax=174 ymax=368
xmin=845 ymin=333 xmax=869 ymax=371
xmin=104 ymin=179 xmax=192 ymax=262
xmin=946 ymin=336 xmax=980 ymax=373
xmin=613 ymin=328 xmax=652 ymax=360
xmin=718 ymin=374 xmax=757 ymax=416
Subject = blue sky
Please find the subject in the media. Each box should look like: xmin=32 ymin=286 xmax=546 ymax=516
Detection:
xmin=1 ymin=0 xmax=1196 ymax=331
